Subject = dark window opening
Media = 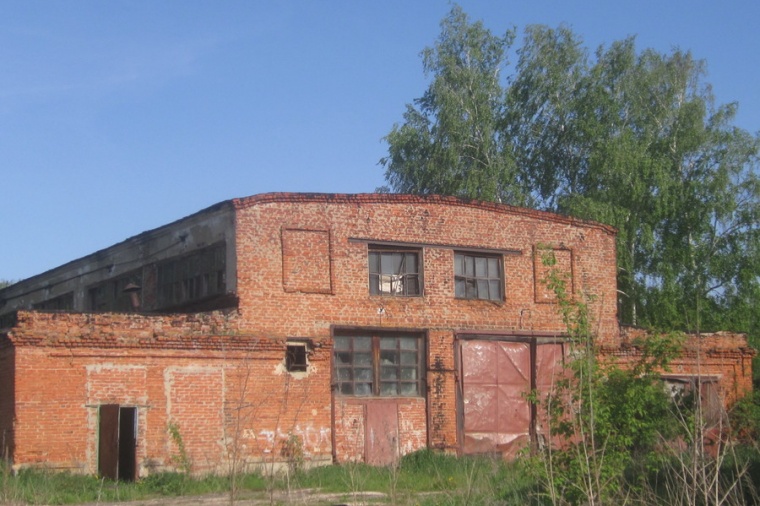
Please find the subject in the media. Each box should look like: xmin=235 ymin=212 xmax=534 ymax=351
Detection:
xmin=333 ymin=332 xmax=424 ymax=397
xmin=89 ymin=272 xmax=141 ymax=312
xmin=157 ymin=243 xmax=226 ymax=309
xmin=33 ymin=292 xmax=74 ymax=311
xmin=454 ymin=252 xmax=503 ymax=301
xmin=369 ymin=248 xmax=421 ymax=296
xmin=286 ymin=343 xmax=308 ymax=372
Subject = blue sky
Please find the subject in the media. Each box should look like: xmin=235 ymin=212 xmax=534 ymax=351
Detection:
xmin=2 ymin=1 xmax=758 ymax=282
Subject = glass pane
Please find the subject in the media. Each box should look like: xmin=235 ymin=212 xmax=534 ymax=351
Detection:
xmin=465 ymin=256 xmax=475 ymax=277
xmin=406 ymin=253 xmax=418 ymax=273
xmin=355 ymin=383 xmax=372 ymax=396
xmin=354 ymin=336 xmax=371 ymax=350
xmin=400 ymin=383 xmax=419 ymax=396
xmin=335 ymin=352 xmax=351 ymax=365
xmin=334 ymin=336 xmax=349 ymax=350
xmin=475 ymin=256 xmax=487 ymax=277
xmin=490 ymin=280 xmax=501 ymax=299
xmin=399 ymin=337 xmax=417 ymax=350
xmin=488 ymin=257 xmax=499 ymax=276
xmin=369 ymin=274 xmax=379 ymax=295
xmin=355 ymin=368 xmax=373 ymax=381
xmin=340 ymin=383 xmax=353 ymax=395
xmin=454 ymin=254 xmax=464 ymax=276
xmin=406 ymin=276 xmax=420 ymax=295
xmin=477 ymin=280 xmax=489 ymax=298
xmin=355 ymin=352 xmax=372 ymax=366
xmin=380 ymin=383 xmax=398 ymax=396
xmin=455 ymin=278 xmax=465 ymax=298
xmin=380 ymin=337 xmax=397 ymax=350
xmin=380 ymin=350 xmax=399 ymax=365
xmin=381 ymin=367 xmax=398 ymax=380
xmin=466 ymin=279 xmax=477 ymax=298
xmin=369 ymin=252 xmax=380 ymax=273
xmin=401 ymin=367 xmax=417 ymax=380
xmin=401 ymin=351 xmax=417 ymax=365
xmin=337 ymin=368 xmax=351 ymax=380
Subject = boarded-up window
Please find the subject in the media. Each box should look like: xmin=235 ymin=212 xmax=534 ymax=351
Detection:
xmin=281 ymin=229 xmax=332 ymax=294
xmin=534 ymin=247 xmax=573 ymax=303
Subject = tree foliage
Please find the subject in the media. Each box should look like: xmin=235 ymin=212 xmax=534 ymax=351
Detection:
xmin=381 ymin=6 xmax=760 ymax=334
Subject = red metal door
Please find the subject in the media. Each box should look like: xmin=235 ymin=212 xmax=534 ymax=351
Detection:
xmin=534 ymin=343 xmax=566 ymax=445
xmin=365 ymin=401 xmax=399 ymax=465
xmin=460 ymin=341 xmax=531 ymax=458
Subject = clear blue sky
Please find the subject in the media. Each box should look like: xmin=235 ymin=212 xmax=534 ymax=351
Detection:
xmin=2 ymin=1 xmax=758 ymax=282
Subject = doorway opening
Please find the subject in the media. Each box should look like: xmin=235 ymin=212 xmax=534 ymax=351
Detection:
xmin=98 ymin=405 xmax=137 ymax=481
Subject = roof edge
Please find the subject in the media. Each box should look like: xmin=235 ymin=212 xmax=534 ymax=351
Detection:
xmin=232 ymin=193 xmax=618 ymax=235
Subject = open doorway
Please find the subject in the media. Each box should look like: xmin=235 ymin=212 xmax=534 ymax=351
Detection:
xmin=98 ymin=405 xmax=137 ymax=481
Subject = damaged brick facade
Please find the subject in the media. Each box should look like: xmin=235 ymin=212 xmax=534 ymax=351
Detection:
xmin=0 ymin=193 xmax=754 ymax=477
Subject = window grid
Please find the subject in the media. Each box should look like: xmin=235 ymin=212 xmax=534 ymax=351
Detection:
xmin=454 ymin=252 xmax=503 ymax=301
xmin=334 ymin=333 xmax=423 ymax=397
xmin=368 ymin=249 xmax=421 ymax=296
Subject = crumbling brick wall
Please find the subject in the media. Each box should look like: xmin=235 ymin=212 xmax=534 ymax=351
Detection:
xmin=232 ymin=194 xmax=621 ymax=458
xmin=3 ymin=311 xmax=333 ymax=476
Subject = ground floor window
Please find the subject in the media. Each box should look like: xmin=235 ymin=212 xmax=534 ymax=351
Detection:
xmin=333 ymin=331 xmax=424 ymax=397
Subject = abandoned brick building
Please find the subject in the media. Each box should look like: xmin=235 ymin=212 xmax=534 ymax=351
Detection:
xmin=0 ymin=193 xmax=754 ymax=479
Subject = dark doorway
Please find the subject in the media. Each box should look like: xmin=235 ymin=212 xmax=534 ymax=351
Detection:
xmin=98 ymin=405 xmax=137 ymax=481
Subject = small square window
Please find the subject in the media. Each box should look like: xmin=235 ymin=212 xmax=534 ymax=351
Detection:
xmin=369 ymin=248 xmax=422 ymax=296
xmin=454 ymin=252 xmax=503 ymax=301
xmin=286 ymin=343 xmax=308 ymax=372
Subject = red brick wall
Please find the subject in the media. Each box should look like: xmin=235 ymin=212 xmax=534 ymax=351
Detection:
xmin=606 ymin=328 xmax=755 ymax=407
xmin=5 ymin=311 xmax=332 ymax=475
xmin=232 ymin=194 xmax=620 ymax=455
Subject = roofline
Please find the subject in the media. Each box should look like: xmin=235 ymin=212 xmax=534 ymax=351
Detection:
xmin=232 ymin=192 xmax=618 ymax=235
xmin=0 ymin=200 xmax=235 ymax=293
xmin=1 ymin=192 xmax=616 ymax=294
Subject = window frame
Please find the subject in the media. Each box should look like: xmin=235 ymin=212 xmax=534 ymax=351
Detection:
xmin=285 ymin=342 xmax=309 ymax=373
xmin=368 ymin=246 xmax=423 ymax=297
xmin=454 ymin=251 xmax=504 ymax=301
xmin=333 ymin=331 xmax=425 ymax=398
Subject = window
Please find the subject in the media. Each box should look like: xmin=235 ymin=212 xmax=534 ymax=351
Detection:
xmin=454 ymin=252 xmax=503 ymax=301
xmin=157 ymin=243 xmax=226 ymax=309
xmin=369 ymin=248 xmax=421 ymax=296
xmin=333 ymin=332 xmax=424 ymax=397
xmin=286 ymin=343 xmax=308 ymax=372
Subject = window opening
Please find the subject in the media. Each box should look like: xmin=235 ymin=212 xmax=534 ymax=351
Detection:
xmin=369 ymin=248 xmax=421 ymax=296
xmin=454 ymin=252 xmax=503 ymax=301
xmin=286 ymin=343 xmax=309 ymax=372
xmin=333 ymin=332 xmax=423 ymax=397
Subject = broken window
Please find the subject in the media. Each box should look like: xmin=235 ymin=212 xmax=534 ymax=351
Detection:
xmin=157 ymin=243 xmax=226 ymax=309
xmin=333 ymin=332 xmax=424 ymax=397
xmin=368 ymin=247 xmax=421 ymax=296
xmin=454 ymin=252 xmax=503 ymax=301
xmin=286 ymin=342 xmax=309 ymax=372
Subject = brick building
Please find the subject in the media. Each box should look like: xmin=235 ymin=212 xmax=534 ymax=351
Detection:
xmin=0 ymin=193 xmax=753 ymax=479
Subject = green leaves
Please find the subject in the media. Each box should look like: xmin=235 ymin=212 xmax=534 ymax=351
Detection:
xmin=382 ymin=6 xmax=760 ymax=336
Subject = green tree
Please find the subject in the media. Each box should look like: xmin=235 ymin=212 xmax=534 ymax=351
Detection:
xmin=380 ymin=6 xmax=527 ymax=205
xmin=381 ymin=7 xmax=760 ymax=335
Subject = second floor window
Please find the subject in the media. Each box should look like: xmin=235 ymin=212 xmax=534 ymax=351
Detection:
xmin=369 ymin=248 xmax=421 ymax=296
xmin=454 ymin=252 xmax=503 ymax=301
